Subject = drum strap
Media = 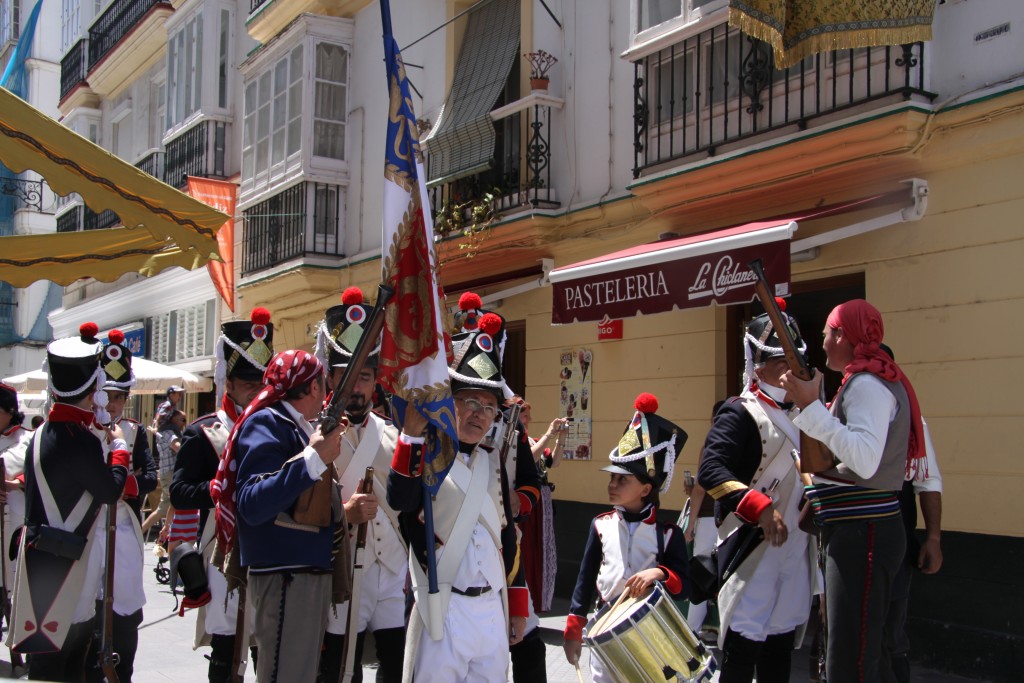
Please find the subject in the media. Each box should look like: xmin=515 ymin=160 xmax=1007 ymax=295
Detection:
xmin=655 ymin=521 xmax=664 ymax=566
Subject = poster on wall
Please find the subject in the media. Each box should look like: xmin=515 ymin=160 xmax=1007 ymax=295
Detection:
xmin=558 ymin=348 xmax=593 ymax=460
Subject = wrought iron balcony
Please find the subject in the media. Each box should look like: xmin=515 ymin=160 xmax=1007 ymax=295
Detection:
xmin=632 ymin=23 xmax=936 ymax=177
xmin=56 ymin=206 xmax=82 ymax=233
xmin=242 ymin=182 xmax=345 ymax=275
xmin=88 ymin=0 xmax=169 ymax=71
xmin=250 ymin=0 xmax=269 ymax=13
xmin=427 ymin=95 xmax=560 ymax=233
xmin=60 ymin=39 xmax=89 ymax=101
xmin=0 ymin=175 xmax=44 ymax=212
xmin=163 ymin=120 xmax=227 ymax=189
xmin=135 ymin=150 xmax=165 ymax=181
xmin=84 ymin=207 xmax=120 ymax=231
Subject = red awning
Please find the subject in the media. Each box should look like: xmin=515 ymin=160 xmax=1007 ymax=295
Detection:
xmin=549 ymin=193 xmax=895 ymax=324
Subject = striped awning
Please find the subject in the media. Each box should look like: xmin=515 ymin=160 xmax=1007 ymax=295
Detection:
xmin=423 ymin=0 xmax=520 ymax=186
xmin=0 ymin=86 xmax=228 ymax=287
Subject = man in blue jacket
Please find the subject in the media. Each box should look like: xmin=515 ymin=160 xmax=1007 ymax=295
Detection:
xmin=221 ymin=349 xmax=345 ymax=683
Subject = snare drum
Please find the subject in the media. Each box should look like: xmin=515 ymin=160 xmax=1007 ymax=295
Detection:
xmin=583 ymin=582 xmax=716 ymax=682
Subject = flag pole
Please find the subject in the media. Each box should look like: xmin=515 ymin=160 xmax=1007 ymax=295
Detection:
xmin=379 ymin=0 xmax=443 ymax=637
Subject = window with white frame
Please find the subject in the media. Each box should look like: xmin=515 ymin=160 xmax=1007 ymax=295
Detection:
xmin=1 ymin=0 xmax=20 ymax=46
xmin=166 ymin=12 xmax=204 ymax=131
xmin=149 ymin=300 xmax=214 ymax=363
xmin=313 ymin=42 xmax=347 ymax=160
xmin=633 ymin=0 xmax=724 ymax=44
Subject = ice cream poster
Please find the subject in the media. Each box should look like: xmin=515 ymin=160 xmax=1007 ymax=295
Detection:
xmin=558 ymin=348 xmax=593 ymax=460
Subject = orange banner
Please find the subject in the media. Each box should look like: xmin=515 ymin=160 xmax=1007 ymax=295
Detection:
xmin=186 ymin=177 xmax=237 ymax=312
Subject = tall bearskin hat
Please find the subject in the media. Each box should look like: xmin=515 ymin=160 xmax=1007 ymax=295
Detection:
xmin=448 ymin=312 xmax=507 ymax=403
xmin=743 ymin=298 xmax=807 ymax=386
xmin=101 ymin=328 xmax=136 ymax=392
xmin=215 ymin=308 xmax=275 ymax=386
xmin=453 ymin=292 xmax=512 ymax=399
xmin=603 ymin=393 xmax=688 ymax=493
xmin=45 ymin=322 xmax=108 ymax=418
xmin=313 ymin=287 xmax=379 ymax=370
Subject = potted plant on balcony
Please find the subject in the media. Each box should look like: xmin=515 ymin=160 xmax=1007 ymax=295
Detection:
xmin=434 ymin=188 xmax=502 ymax=261
xmin=525 ymin=50 xmax=557 ymax=92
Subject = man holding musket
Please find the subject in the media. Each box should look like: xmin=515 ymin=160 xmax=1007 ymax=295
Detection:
xmin=86 ymin=328 xmax=157 ymax=682
xmin=388 ymin=313 xmax=529 ymax=683
xmin=781 ymin=299 xmax=926 ymax=683
xmin=8 ymin=323 xmax=131 ymax=680
xmin=314 ymin=287 xmax=405 ymax=683
xmin=170 ymin=307 xmax=274 ymax=681
xmin=698 ymin=301 xmax=819 ymax=682
xmin=220 ymin=349 xmax=345 ymax=683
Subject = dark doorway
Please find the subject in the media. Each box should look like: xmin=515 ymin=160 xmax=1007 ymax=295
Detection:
xmin=726 ymin=273 xmax=866 ymax=398
xmin=503 ymin=320 xmax=526 ymax=398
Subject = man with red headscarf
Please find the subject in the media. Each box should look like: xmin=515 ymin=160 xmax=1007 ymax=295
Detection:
xmin=214 ymin=349 xmax=345 ymax=683
xmin=781 ymin=299 xmax=926 ymax=683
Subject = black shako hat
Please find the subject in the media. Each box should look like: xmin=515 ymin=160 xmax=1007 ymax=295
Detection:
xmin=101 ymin=328 xmax=136 ymax=392
xmin=448 ymin=312 xmax=507 ymax=403
xmin=314 ymin=287 xmax=379 ymax=369
xmin=743 ymin=297 xmax=807 ymax=384
xmin=603 ymin=393 xmax=688 ymax=493
xmin=45 ymin=322 xmax=104 ymax=399
xmin=215 ymin=308 xmax=274 ymax=385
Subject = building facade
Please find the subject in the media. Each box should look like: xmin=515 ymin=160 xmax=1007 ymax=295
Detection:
xmin=42 ymin=0 xmax=1024 ymax=675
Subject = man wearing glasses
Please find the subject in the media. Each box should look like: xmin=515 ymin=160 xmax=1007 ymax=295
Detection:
xmin=388 ymin=313 xmax=529 ymax=683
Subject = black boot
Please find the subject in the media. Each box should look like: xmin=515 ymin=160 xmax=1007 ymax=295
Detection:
xmin=373 ymin=627 xmax=406 ymax=683
xmin=318 ymin=631 xmax=345 ymax=683
xmin=208 ymin=634 xmax=235 ymax=683
xmin=719 ymin=629 xmax=762 ymax=683
xmin=756 ymin=630 xmax=795 ymax=683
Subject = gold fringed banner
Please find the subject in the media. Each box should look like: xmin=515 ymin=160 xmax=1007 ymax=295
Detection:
xmin=729 ymin=0 xmax=937 ymax=69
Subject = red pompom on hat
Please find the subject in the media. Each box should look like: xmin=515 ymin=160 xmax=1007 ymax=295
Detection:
xmin=459 ymin=292 xmax=482 ymax=311
xmin=775 ymin=296 xmax=787 ymax=312
xmin=634 ymin=392 xmax=659 ymax=414
xmin=108 ymin=329 xmax=125 ymax=344
xmin=250 ymin=307 xmax=272 ymax=325
xmin=80 ymin=322 xmax=99 ymax=339
xmin=478 ymin=312 xmax=503 ymax=336
xmin=341 ymin=287 xmax=364 ymax=305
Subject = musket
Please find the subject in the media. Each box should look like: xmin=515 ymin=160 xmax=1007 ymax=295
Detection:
xmin=99 ymin=500 xmax=119 ymax=682
xmin=230 ymin=586 xmax=246 ymax=683
xmin=747 ymin=259 xmax=835 ymax=474
xmin=319 ymin=284 xmax=394 ymax=435
xmin=340 ymin=467 xmax=375 ymax=683
xmin=0 ymin=457 xmax=23 ymax=670
xmin=499 ymin=403 xmax=523 ymax=467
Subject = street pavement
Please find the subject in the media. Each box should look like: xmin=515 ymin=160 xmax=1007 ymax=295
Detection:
xmin=0 ymin=542 xmax=985 ymax=681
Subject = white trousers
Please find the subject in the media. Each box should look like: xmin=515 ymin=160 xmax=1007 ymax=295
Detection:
xmin=413 ymin=590 xmax=508 ymax=683
xmin=729 ymin=530 xmax=811 ymax=641
xmin=325 ymin=560 xmax=406 ymax=635
xmin=96 ymin=504 xmax=146 ymax=616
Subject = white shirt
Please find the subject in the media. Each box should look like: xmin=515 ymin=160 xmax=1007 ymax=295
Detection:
xmin=794 ymin=373 xmax=897 ymax=481
xmin=910 ymin=418 xmax=943 ymax=494
xmin=280 ymin=401 xmax=327 ymax=482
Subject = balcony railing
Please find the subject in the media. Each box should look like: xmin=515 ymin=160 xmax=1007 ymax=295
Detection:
xmin=632 ymin=23 xmax=935 ymax=177
xmin=0 ymin=175 xmax=44 ymax=212
xmin=60 ymin=39 xmax=89 ymax=101
xmin=88 ymin=0 xmax=168 ymax=71
xmin=135 ymin=150 xmax=165 ymax=181
xmin=242 ymin=182 xmax=344 ymax=275
xmin=56 ymin=205 xmax=82 ymax=233
xmin=250 ymin=0 xmax=269 ymax=13
xmin=164 ymin=120 xmax=227 ymax=189
xmin=427 ymin=97 xmax=559 ymax=230
xmin=84 ymin=207 xmax=120 ymax=231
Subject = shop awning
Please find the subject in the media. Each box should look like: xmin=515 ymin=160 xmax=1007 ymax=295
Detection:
xmin=0 ymin=86 xmax=229 ymax=287
xmin=549 ymin=187 xmax=925 ymax=324
xmin=550 ymin=219 xmax=796 ymax=324
xmin=4 ymin=356 xmax=211 ymax=395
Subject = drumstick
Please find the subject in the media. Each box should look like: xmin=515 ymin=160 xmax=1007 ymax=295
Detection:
xmin=589 ymin=585 xmax=634 ymax=636
xmin=574 ymin=659 xmax=585 ymax=683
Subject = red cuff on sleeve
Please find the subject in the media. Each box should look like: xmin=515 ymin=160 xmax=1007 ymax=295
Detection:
xmin=109 ymin=449 xmax=131 ymax=470
xmin=736 ymin=488 xmax=773 ymax=524
xmin=15 ymin=473 xmax=24 ymax=484
xmin=564 ymin=614 xmax=587 ymax=641
xmin=516 ymin=491 xmax=533 ymax=518
xmin=658 ymin=565 xmax=683 ymax=596
xmin=508 ymin=586 xmax=529 ymax=618
xmin=123 ymin=475 xmax=139 ymax=499
xmin=391 ymin=440 xmax=420 ymax=478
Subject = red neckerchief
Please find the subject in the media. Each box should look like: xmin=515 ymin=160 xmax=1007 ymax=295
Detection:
xmin=48 ymin=403 xmax=97 ymax=427
xmin=749 ymin=381 xmax=791 ymax=411
xmin=220 ymin=394 xmax=241 ymax=424
xmin=2 ymin=424 xmax=21 ymax=437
